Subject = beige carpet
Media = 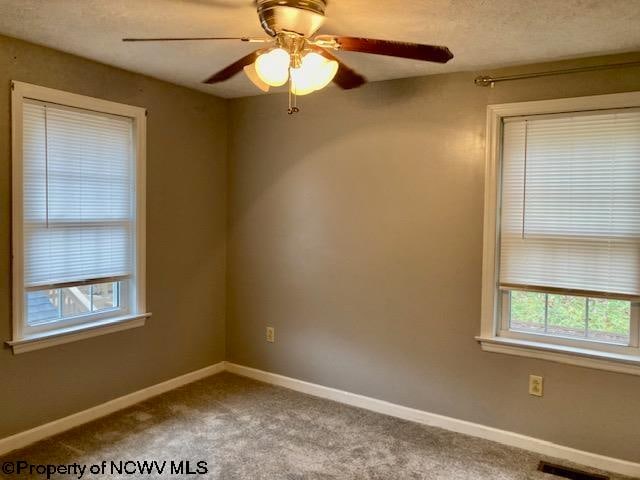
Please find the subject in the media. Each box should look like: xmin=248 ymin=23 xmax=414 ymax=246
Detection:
xmin=1 ymin=372 xmax=629 ymax=479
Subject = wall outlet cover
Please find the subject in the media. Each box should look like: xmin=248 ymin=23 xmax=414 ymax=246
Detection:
xmin=529 ymin=375 xmax=543 ymax=397
xmin=266 ymin=326 xmax=275 ymax=343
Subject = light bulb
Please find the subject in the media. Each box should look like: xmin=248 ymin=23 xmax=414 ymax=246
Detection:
xmin=255 ymin=48 xmax=291 ymax=87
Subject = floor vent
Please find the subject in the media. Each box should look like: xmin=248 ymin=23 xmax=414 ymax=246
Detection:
xmin=538 ymin=461 xmax=609 ymax=480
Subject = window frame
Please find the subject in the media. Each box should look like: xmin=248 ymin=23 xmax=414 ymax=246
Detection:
xmin=478 ymin=91 xmax=640 ymax=375
xmin=9 ymin=81 xmax=150 ymax=354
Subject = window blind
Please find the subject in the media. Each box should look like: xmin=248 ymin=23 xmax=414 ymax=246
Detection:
xmin=499 ymin=109 xmax=640 ymax=299
xmin=23 ymin=100 xmax=134 ymax=289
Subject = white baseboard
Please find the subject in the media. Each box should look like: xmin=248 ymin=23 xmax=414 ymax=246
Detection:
xmin=226 ymin=363 xmax=640 ymax=478
xmin=2 ymin=360 xmax=638 ymax=477
xmin=0 ymin=361 xmax=226 ymax=457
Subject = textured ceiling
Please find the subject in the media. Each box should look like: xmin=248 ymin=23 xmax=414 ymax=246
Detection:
xmin=0 ymin=0 xmax=639 ymax=98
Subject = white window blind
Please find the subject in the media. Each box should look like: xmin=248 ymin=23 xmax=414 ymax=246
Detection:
xmin=23 ymin=100 xmax=134 ymax=289
xmin=499 ymin=108 xmax=640 ymax=299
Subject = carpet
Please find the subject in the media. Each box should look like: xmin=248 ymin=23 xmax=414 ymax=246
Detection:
xmin=0 ymin=372 xmax=630 ymax=479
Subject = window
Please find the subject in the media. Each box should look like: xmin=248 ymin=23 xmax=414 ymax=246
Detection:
xmin=479 ymin=92 xmax=640 ymax=375
xmin=9 ymin=81 xmax=149 ymax=353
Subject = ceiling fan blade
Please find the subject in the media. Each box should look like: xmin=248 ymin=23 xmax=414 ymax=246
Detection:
xmin=203 ymin=49 xmax=265 ymax=84
xmin=311 ymin=47 xmax=367 ymax=90
xmin=123 ymin=36 xmax=267 ymax=42
xmin=318 ymin=36 xmax=453 ymax=63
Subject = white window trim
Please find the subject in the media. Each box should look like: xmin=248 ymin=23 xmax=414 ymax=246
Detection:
xmin=478 ymin=90 xmax=640 ymax=375
xmin=8 ymin=81 xmax=151 ymax=354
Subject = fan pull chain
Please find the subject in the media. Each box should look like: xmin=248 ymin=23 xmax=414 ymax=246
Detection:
xmin=287 ymin=72 xmax=300 ymax=115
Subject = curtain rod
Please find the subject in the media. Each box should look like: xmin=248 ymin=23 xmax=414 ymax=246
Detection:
xmin=474 ymin=60 xmax=640 ymax=87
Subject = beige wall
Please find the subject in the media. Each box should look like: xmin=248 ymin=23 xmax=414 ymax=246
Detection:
xmin=227 ymin=53 xmax=640 ymax=462
xmin=0 ymin=35 xmax=228 ymax=437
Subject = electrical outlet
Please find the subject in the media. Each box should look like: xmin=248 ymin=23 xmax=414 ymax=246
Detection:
xmin=529 ymin=375 xmax=543 ymax=397
xmin=266 ymin=326 xmax=275 ymax=343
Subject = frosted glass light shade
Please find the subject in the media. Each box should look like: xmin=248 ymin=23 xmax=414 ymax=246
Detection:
xmin=255 ymin=48 xmax=291 ymax=87
xmin=304 ymin=52 xmax=338 ymax=90
xmin=243 ymin=64 xmax=270 ymax=92
xmin=290 ymin=65 xmax=316 ymax=96
xmin=290 ymin=52 xmax=338 ymax=95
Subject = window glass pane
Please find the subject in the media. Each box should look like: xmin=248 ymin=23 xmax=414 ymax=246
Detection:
xmin=509 ymin=291 xmax=546 ymax=334
xmin=509 ymin=290 xmax=633 ymax=346
xmin=26 ymin=289 xmax=60 ymax=325
xmin=62 ymin=285 xmax=91 ymax=317
xmin=587 ymin=298 xmax=631 ymax=344
xmin=92 ymin=282 xmax=118 ymax=312
xmin=547 ymin=294 xmax=586 ymax=339
xmin=25 ymin=281 xmax=122 ymax=327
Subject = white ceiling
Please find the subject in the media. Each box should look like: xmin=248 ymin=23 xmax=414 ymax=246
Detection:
xmin=0 ymin=0 xmax=639 ymax=98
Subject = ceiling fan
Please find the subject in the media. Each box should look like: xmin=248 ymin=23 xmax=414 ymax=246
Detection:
xmin=123 ymin=0 xmax=454 ymax=113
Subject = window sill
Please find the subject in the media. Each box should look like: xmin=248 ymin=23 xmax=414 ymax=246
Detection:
xmin=476 ymin=335 xmax=640 ymax=376
xmin=6 ymin=313 xmax=152 ymax=354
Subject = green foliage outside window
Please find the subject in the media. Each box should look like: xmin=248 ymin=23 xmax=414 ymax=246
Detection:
xmin=510 ymin=290 xmax=630 ymax=343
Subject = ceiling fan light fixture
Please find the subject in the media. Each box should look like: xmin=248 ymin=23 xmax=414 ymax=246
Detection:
xmin=125 ymin=0 xmax=454 ymax=111
xmin=125 ymin=0 xmax=454 ymax=112
xmin=255 ymin=48 xmax=291 ymax=86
